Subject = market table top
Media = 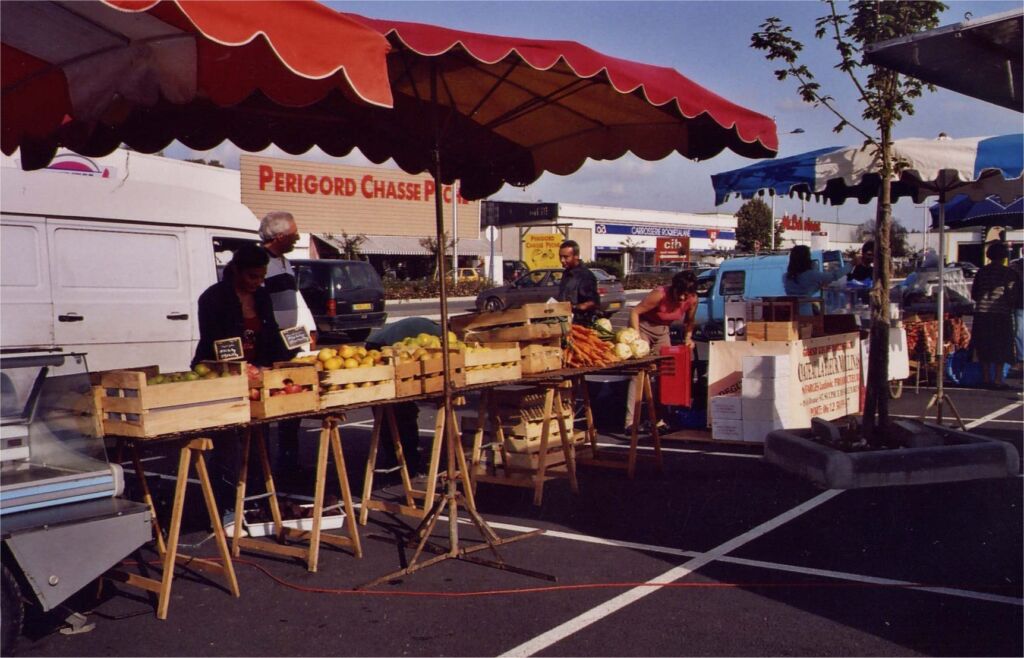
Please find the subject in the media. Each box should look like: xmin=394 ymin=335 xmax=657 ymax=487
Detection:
xmin=106 ymin=356 xmax=666 ymax=444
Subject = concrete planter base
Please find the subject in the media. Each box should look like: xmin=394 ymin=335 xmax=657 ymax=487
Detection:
xmin=764 ymin=421 xmax=1020 ymax=489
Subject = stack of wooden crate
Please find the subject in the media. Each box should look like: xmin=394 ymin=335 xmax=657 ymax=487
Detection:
xmin=393 ymin=351 xmax=466 ymax=397
xmin=450 ymin=302 xmax=570 ymax=375
xmin=470 ymin=385 xmax=580 ymax=470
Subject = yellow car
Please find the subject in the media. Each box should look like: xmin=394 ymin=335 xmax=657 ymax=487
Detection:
xmin=447 ymin=267 xmax=482 ymax=282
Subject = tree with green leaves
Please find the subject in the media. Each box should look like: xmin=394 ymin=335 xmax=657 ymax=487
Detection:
xmin=734 ymin=198 xmax=785 ymax=252
xmin=752 ymin=0 xmax=945 ymax=444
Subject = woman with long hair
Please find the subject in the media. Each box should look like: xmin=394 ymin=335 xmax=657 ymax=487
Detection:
xmin=624 ymin=270 xmax=699 ymax=433
xmin=783 ymin=244 xmax=845 ymax=300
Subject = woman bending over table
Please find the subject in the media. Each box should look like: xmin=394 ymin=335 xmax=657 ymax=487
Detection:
xmin=193 ymin=243 xmax=291 ymax=368
xmin=192 ymin=244 xmax=292 ymax=505
xmin=624 ymin=270 xmax=698 ymax=433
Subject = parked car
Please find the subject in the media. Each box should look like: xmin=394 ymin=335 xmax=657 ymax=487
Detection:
xmin=502 ymin=259 xmax=528 ymax=283
xmin=292 ymin=259 xmax=387 ymax=342
xmin=589 ymin=268 xmax=627 ymax=314
xmin=952 ymin=261 xmax=979 ymax=279
xmin=447 ymin=267 xmax=483 ymax=282
xmin=475 ymin=267 xmax=625 ymax=317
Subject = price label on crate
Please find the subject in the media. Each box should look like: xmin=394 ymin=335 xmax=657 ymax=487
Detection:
xmin=279 ymin=325 xmax=311 ymax=350
xmin=214 ymin=337 xmax=244 ymax=361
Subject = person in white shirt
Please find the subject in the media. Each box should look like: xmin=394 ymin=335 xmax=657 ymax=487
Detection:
xmin=259 ymin=211 xmax=317 ymax=475
xmin=259 ymin=211 xmax=317 ymax=343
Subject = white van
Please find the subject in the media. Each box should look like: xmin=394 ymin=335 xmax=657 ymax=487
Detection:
xmin=1 ymin=150 xmax=270 ymax=372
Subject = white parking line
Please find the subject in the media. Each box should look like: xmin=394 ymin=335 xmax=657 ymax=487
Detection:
xmin=499 ymin=489 xmax=843 ymax=658
xmin=594 ymin=442 xmax=761 ymax=459
xmin=477 ymin=519 xmax=1023 ymax=608
xmin=891 ymin=413 xmax=1022 ymax=424
xmin=965 ymin=401 xmax=1024 ymax=429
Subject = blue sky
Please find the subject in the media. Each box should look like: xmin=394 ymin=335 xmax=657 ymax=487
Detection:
xmin=168 ymin=0 xmax=1022 ymax=230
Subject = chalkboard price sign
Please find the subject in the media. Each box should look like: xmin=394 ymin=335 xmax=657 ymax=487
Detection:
xmin=280 ymin=325 xmax=311 ymax=350
xmin=214 ymin=337 xmax=245 ymax=362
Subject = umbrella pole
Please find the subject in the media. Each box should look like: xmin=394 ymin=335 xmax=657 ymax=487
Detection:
xmin=921 ymin=192 xmax=965 ymax=428
xmin=360 ymin=68 xmax=549 ymax=589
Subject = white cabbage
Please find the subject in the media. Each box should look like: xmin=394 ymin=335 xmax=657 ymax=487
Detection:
xmin=630 ymin=339 xmax=651 ymax=358
xmin=615 ymin=327 xmax=640 ymax=344
xmin=614 ymin=342 xmax=634 ymax=360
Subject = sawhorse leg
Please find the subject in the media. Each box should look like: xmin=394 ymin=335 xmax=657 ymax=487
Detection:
xmin=626 ymin=368 xmax=663 ymax=478
xmin=360 ymin=407 xmax=417 ymax=525
xmin=112 ymin=438 xmax=239 ymax=620
xmin=234 ymin=420 xmax=361 ymax=572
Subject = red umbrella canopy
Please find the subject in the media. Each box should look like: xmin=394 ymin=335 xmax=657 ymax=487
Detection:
xmin=1 ymin=0 xmax=393 ymax=170
xmin=344 ymin=13 xmax=779 ymax=199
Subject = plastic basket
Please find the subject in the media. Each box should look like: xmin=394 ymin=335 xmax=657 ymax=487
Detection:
xmin=659 ymin=345 xmax=692 ymax=407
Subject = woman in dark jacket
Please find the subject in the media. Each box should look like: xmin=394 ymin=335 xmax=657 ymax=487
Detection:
xmin=192 ymin=244 xmax=292 ymax=368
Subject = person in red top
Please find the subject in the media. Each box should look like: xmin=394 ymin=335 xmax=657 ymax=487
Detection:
xmin=624 ymin=270 xmax=698 ymax=432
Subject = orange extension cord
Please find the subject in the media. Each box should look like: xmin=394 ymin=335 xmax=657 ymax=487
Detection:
xmin=125 ymin=556 xmax=1018 ymax=599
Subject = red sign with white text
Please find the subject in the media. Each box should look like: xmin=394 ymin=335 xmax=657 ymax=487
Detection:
xmin=780 ymin=214 xmax=821 ymax=231
xmin=655 ymin=236 xmax=690 ymax=263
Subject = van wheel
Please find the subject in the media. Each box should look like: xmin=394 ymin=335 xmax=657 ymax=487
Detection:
xmin=346 ymin=329 xmax=371 ymax=343
xmin=484 ymin=297 xmax=504 ymax=312
xmin=1 ymin=564 xmax=23 ymax=655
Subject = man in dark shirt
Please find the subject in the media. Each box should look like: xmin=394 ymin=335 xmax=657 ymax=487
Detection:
xmin=557 ymin=240 xmax=601 ymax=325
xmin=850 ymin=239 xmax=874 ymax=282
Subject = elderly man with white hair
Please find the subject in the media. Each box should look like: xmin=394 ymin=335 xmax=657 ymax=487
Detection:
xmin=259 ymin=211 xmax=316 ymax=343
xmin=259 ymin=210 xmax=317 ymax=476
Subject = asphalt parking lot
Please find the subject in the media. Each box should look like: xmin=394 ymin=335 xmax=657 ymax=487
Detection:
xmin=11 ymin=383 xmax=1022 ymax=657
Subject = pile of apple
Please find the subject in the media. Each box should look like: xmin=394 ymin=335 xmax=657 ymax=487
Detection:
xmin=147 ymin=362 xmax=232 ymax=385
xmin=255 ymin=378 xmax=308 ymax=401
xmin=245 ymin=363 xmax=310 ymax=401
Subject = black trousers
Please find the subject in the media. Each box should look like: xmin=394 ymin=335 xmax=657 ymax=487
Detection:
xmin=380 ymin=402 xmax=422 ymax=473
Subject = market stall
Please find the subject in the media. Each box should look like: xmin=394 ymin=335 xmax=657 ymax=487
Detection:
xmin=85 ymin=307 xmax=667 ymax=615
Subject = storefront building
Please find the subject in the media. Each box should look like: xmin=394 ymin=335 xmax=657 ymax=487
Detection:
xmin=484 ymin=200 xmax=738 ymax=277
xmin=240 ymin=155 xmax=485 ymax=278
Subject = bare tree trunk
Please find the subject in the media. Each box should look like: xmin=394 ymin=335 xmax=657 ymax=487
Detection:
xmin=863 ymin=123 xmax=893 ymax=445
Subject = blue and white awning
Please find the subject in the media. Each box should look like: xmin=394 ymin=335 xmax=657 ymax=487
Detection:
xmin=712 ymin=133 xmax=1023 ymax=205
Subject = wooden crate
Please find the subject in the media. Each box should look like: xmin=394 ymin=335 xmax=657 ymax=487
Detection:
xmin=520 ymin=343 xmax=563 ymax=374
xmin=394 ymin=360 xmax=423 ymax=398
xmin=250 ymin=364 xmax=319 ymax=419
xmin=462 ymin=342 xmax=522 ymax=385
xmin=319 ymin=363 xmax=396 ymax=408
xmin=390 ymin=357 xmax=466 ymax=396
xmin=96 ymin=362 xmax=248 ymax=438
xmin=478 ymin=431 xmax=585 ymax=470
xmin=452 ymin=302 xmax=571 ymax=343
xmin=747 ymin=320 xmax=806 ymax=342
